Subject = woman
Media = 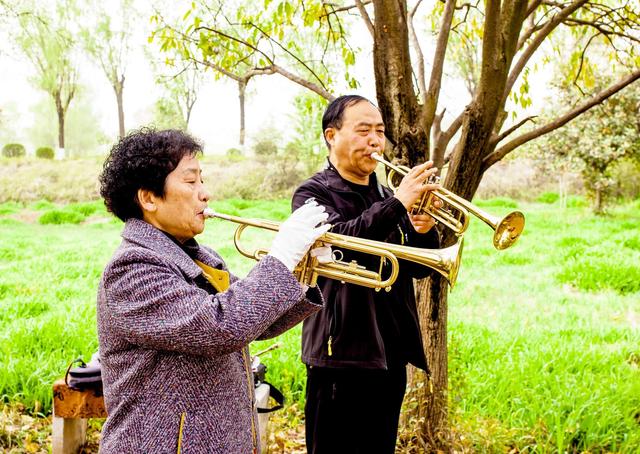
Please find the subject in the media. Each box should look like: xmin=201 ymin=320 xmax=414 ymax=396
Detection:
xmin=97 ymin=128 xmax=329 ymax=453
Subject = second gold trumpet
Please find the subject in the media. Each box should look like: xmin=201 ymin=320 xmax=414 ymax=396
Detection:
xmin=204 ymin=209 xmax=463 ymax=289
xmin=371 ymin=153 xmax=525 ymax=250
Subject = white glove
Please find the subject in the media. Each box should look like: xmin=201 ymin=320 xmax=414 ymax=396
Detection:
xmin=269 ymin=201 xmax=331 ymax=271
xmin=310 ymin=245 xmax=334 ymax=264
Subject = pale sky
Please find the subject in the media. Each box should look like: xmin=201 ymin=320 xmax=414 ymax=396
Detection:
xmin=0 ymin=0 xmax=550 ymax=156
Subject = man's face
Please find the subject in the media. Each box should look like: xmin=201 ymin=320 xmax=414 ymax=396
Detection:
xmin=144 ymin=154 xmax=210 ymax=242
xmin=326 ymin=101 xmax=385 ymax=183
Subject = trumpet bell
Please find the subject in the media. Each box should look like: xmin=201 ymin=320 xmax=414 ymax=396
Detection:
xmin=494 ymin=211 xmax=525 ymax=250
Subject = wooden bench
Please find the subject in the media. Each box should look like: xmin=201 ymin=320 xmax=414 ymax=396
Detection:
xmin=52 ymin=380 xmax=271 ymax=453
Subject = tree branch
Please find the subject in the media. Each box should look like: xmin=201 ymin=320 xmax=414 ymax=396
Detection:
xmin=408 ymin=0 xmax=425 ymax=99
xmin=490 ymin=115 xmax=537 ymax=147
xmin=354 ymin=0 xmax=374 ymax=37
xmin=503 ymin=0 xmax=587 ymax=105
xmin=484 ymin=69 xmax=640 ymax=170
xmin=422 ymin=0 xmax=456 ymax=138
xmin=271 ymin=64 xmax=335 ymax=101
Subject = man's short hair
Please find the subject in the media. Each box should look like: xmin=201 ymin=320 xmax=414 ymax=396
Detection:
xmin=99 ymin=127 xmax=203 ymax=221
xmin=322 ymin=95 xmax=376 ymax=149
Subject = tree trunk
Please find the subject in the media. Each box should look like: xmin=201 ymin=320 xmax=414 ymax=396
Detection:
xmin=238 ymin=79 xmax=246 ymax=147
xmin=411 ymin=274 xmax=449 ymax=446
xmin=114 ymin=76 xmax=125 ymax=138
xmin=54 ymin=92 xmax=65 ymax=150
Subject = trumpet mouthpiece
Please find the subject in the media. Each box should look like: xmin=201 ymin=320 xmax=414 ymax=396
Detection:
xmin=203 ymin=208 xmax=216 ymax=218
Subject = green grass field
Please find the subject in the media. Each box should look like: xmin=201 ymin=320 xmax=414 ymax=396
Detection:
xmin=0 ymin=197 xmax=639 ymax=452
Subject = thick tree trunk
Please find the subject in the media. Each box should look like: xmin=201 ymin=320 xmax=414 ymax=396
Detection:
xmin=372 ymin=0 xmax=449 ymax=448
xmin=411 ymin=274 xmax=449 ymax=446
xmin=372 ymin=0 xmax=426 ymax=166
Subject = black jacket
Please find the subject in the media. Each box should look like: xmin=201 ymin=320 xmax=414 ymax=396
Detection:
xmin=292 ymin=162 xmax=440 ymax=371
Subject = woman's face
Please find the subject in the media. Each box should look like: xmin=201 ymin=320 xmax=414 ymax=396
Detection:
xmin=143 ymin=154 xmax=210 ymax=242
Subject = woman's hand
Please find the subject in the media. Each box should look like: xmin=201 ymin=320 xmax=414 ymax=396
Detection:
xmin=269 ymin=200 xmax=330 ymax=271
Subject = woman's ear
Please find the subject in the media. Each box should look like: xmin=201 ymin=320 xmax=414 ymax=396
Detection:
xmin=137 ymin=188 xmax=157 ymax=214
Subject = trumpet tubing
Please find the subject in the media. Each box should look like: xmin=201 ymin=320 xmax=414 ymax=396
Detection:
xmin=203 ymin=209 xmax=462 ymax=289
xmin=371 ymin=153 xmax=525 ymax=249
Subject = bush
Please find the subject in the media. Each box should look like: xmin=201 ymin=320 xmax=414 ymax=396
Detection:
xmin=253 ymin=139 xmax=278 ymax=157
xmin=38 ymin=209 xmax=85 ymax=225
xmin=566 ymin=195 xmax=588 ymax=207
xmin=537 ymin=192 xmax=560 ymax=204
xmin=36 ymin=147 xmax=55 ymax=159
xmin=226 ymin=147 xmax=243 ymax=157
xmin=2 ymin=143 xmax=26 ymax=158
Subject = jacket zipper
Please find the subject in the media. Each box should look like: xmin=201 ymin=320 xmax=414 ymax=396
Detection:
xmin=176 ymin=412 xmax=186 ymax=454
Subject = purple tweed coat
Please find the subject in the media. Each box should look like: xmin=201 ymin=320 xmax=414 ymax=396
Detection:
xmin=97 ymin=218 xmax=322 ymax=453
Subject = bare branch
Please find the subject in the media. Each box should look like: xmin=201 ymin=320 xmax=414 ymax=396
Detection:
xmin=271 ymin=64 xmax=335 ymax=101
xmin=423 ymin=0 xmax=456 ymax=135
xmin=503 ymin=0 xmax=587 ymax=106
xmin=320 ymin=0 xmax=372 ymax=16
xmin=354 ymin=0 xmax=375 ymax=37
xmin=408 ymin=0 xmax=426 ymax=99
xmin=484 ymin=69 xmax=640 ymax=170
xmin=490 ymin=115 xmax=537 ymax=146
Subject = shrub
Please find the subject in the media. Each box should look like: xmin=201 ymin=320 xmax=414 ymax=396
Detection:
xmin=253 ymin=139 xmax=278 ymax=157
xmin=537 ymin=192 xmax=560 ymax=204
xmin=2 ymin=143 xmax=26 ymax=158
xmin=38 ymin=209 xmax=85 ymax=225
xmin=566 ymin=195 xmax=588 ymax=207
xmin=36 ymin=147 xmax=55 ymax=159
xmin=226 ymin=147 xmax=243 ymax=157
xmin=66 ymin=201 xmax=103 ymax=217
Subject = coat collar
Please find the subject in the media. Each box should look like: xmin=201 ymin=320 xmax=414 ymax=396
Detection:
xmin=322 ymin=158 xmax=387 ymax=198
xmin=322 ymin=158 xmax=381 ymax=192
xmin=121 ymin=218 xmax=224 ymax=280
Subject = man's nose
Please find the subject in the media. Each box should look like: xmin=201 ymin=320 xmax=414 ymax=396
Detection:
xmin=368 ymin=131 xmax=381 ymax=147
xmin=200 ymin=187 xmax=211 ymax=202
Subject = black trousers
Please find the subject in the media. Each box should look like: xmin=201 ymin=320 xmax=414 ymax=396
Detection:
xmin=305 ymin=365 xmax=407 ymax=454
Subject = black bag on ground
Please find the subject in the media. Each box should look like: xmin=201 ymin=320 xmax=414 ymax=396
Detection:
xmin=65 ymin=357 xmax=103 ymax=391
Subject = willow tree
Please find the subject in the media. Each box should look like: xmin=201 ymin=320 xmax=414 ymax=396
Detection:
xmin=16 ymin=2 xmax=79 ymax=156
xmin=158 ymin=0 xmax=640 ymax=447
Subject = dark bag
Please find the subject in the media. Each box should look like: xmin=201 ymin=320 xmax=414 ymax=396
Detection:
xmin=65 ymin=357 xmax=103 ymax=392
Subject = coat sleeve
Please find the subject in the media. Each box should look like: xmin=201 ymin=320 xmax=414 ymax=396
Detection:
xmin=101 ymin=250 xmax=319 ymax=358
xmin=258 ymin=286 xmax=324 ymax=340
xmin=292 ymin=181 xmax=408 ymax=242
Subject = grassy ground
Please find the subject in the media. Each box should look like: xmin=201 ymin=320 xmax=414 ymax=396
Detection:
xmin=0 ymin=197 xmax=639 ymax=452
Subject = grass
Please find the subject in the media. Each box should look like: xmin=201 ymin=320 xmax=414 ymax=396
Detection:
xmin=0 ymin=196 xmax=639 ymax=452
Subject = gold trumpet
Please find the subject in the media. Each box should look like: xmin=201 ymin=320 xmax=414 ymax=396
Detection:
xmin=371 ymin=153 xmax=525 ymax=250
xmin=204 ymin=209 xmax=464 ymax=289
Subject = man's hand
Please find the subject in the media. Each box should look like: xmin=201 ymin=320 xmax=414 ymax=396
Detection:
xmin=409 ymin=214 xmax=437 ymax=233
xmin=409 ymin=196 xmax=443 ymax=233
xmin=393 ymin=161 xmax=439 ymax=210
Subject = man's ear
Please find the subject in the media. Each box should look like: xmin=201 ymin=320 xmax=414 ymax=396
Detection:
xmin=137 ymin=188 xmax=157 ymax=213
xmin=324 ymin=128 xmax=335 ymax=147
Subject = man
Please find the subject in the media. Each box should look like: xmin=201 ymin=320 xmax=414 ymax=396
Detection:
xmin=292 ymin=95 xmax=441 ymax=453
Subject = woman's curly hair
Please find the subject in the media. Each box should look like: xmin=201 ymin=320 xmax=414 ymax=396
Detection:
xmin=100 ymin=128 xmax=203 ymax=221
